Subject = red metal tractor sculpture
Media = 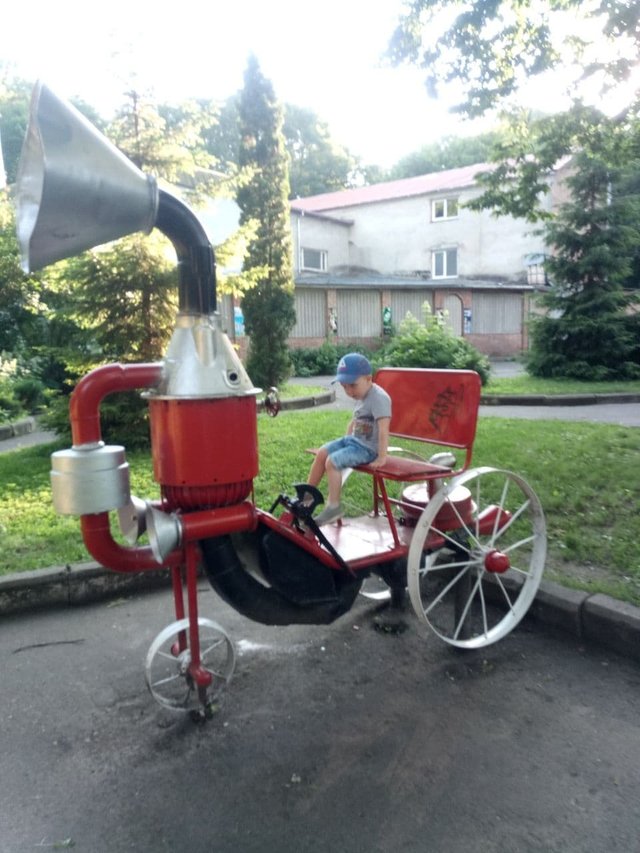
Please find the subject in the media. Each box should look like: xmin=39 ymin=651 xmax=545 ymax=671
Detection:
xmin=15 ymin=84 xmax=546 ymax=718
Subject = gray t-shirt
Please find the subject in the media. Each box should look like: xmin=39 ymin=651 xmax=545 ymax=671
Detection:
xmin=352 ymin=383 xmax=392 ymax=454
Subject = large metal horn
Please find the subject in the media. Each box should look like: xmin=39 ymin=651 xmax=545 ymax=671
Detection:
xmin=15 ymin=81 xmax=158 ymax=272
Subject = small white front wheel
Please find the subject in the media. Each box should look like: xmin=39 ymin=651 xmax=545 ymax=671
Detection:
xmin=407 ymin=467 xmax=546 ymax=648
xmin=145 ymin=617 xmax=236 ymax=712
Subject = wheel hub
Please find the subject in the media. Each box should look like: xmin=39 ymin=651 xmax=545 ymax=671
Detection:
xmin=484 ymin=549 xmax=510 ymax=574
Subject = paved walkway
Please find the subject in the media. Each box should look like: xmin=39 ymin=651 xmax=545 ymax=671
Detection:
xmin=295 ymin=373 xmax=640 ymax=427
xmin=2 ymin=586 xmax=640 ymax=853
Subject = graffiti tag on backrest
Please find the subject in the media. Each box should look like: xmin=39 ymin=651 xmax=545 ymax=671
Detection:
xmin=428 ymin=385 xmax=465 ymax=437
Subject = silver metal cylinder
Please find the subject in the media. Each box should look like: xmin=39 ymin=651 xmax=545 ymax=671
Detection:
xmin=50 ymin=444 xmax=130 ymax=515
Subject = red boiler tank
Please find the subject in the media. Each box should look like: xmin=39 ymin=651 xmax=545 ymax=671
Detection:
xmin=149 ymin=396 xmax=259 ymax=510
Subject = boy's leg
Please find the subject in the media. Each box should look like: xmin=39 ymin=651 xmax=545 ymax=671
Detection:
xmin=325 ymin=456 xmax=343 ymax=506
xmin=314 ymin=450 xmax=347 ymax=525
xmin=307 ymin=446 xmax=329 ymax=487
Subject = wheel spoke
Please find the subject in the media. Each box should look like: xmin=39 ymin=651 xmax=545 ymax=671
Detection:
xmin=447 ymin=495 xmax=483 ymax=552
xmin=502 ymin=534 xmax=536 ymax=555
xmin=452 ymin=573 xmax=483 ymax=640
xmin=493 ymin=573 xmax=516 ymax=614
xmin=477 ymin=580 xmax=489 ymax=638
xmin=428 ymin=522 xmax=474 ymax=554
xmin=200 ymin=637 xmax=226 ymax=657
xmin=492 ymin=498 xmax=531 ymax=543
xmin=491 ymin=477 xmax=511 ymax=544
xmin=152 ymin=672 xmax=182 ymax=688
xmin=423 ymin=566 xmax=470 ymax=616
xmin=145 ymin=617 xmax=235 ymax=712
xmin=407 ymin=468 xmax=546 ymax=648
xmin=420 ymin=556 xmax=476 ymax=576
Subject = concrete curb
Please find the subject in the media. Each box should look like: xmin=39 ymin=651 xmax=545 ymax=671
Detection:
xmin=266 ymin=390 xmax=335 ymax=411
xmin=0 ymin=562 xmax=173 ymax=615
xmin=480 ymin=392 xmax=640 ymax=406
xmin=2 ymin=561 xmax=639 ymax=664
xmin=0 ymin=416 xmax=36 ymax=440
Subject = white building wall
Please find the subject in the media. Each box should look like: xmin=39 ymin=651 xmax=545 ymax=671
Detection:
xmin=294 ymin=189 xmax=547 ymax=281
xmin=290 ymin=214 xmax=350 ymax=271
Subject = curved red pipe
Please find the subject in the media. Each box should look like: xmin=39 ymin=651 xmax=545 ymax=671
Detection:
xmin=70 ymin=362 xmax=163 ymax=446
xmin=80 ymin=513 xmax=181 ymax=573
xmin=72 ymin=362 xmax=165 ymax=571
xmin=80 ymin=503 xmax=257 ymax=573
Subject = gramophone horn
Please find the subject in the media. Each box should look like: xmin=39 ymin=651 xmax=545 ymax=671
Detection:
xmin=117 ymin=495 xmax=149 ymax=546
xmin=145 ymin=505 xmax=182 ymax=564
xmin=15 ymin=81 xmax=158 ymax=272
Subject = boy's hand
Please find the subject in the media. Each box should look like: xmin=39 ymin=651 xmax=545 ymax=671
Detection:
xmin=368 ymin=455 xmax=387 ymax=469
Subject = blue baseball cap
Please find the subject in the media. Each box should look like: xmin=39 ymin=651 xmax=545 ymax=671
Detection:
xmin=334 ymin=353 xmax=373 ymax=384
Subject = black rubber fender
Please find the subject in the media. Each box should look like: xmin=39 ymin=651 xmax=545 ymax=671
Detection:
xmin=200 ymin=531 xmax=362 ymax=626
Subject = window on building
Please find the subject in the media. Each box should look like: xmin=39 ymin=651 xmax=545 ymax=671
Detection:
xmin=301 ymin=247 xmax=328 ymax=272
xmin=432 ymin=248 xmax=458 ymax=278
xmin=525 ymin=254 xmax=548 ymax=286
xmin=432 ymin=197 xmax=459 ymax=221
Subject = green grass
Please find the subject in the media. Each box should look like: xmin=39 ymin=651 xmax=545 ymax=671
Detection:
xmin=278 ymin=383 xmax=326 ymax=399
xmin=484 ymin=374 xmax=640 ymax=396
xmin=1 ymin=409 xmax=639 ymax=606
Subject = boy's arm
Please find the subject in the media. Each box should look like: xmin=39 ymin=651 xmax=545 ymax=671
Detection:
xmin=368 ymin=416 xmax=390 ymax=468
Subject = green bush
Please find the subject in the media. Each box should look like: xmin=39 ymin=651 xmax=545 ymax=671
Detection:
xmin=12 ymin=377 xmax=47 ymax=413
xmin=289 ymin=341 xmax=375 ymax=377
xmin=0 ymin=378 xmax=24 ymax=422
xmin=377 ymin=308 xmax=491 ymax=384
xmin=527 ymin=313 xmax=640 ymax=381
xmin=42 ymin=389 xmax=152 ymax=449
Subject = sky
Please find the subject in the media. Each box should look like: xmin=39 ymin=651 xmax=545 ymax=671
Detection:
xmin=0 ymin=0 xmax=494 ymax=169
xmin=2 ymin=1 xmax=636 ymax=171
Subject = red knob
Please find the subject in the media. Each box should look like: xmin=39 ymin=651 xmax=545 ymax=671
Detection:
xmin=485 ymin=549 xmax=510 ymax=573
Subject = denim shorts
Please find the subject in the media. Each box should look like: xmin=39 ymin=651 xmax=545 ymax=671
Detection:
xmin=323 ymin=435 xmax=377 ymax=470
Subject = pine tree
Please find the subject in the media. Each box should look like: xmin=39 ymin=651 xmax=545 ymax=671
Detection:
xmin=527 ymin=111 xmax=640 ymax=379
xmin=237 ymin=55 xmax=296 ymax=388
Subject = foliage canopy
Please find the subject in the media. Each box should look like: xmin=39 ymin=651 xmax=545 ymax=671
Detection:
xmin=388 ymin=0 xmax=640 ymax=117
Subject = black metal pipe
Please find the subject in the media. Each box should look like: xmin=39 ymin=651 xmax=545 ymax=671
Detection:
xmin=201 ymin=533 xmax=362 ymax=626
xmin=155 ymin=189 xmax=217 ymax=315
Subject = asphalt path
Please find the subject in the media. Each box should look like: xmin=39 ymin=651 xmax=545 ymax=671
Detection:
xmin=298 ymin=374 xmax=640 ymax=427
xmin=2 ymin=587 xmax=640 ymax=853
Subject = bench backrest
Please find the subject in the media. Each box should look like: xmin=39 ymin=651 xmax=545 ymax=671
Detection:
xmin=374 ymin=368 xmax=481 ymax=462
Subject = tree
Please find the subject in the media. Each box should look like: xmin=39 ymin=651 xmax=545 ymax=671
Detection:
xmin=0 ymin=74 xmax=31 ymax=185
xmin=283 ymin=104 xmax=358 ymax=198
xmin=388 ymin=0 xmax=640 ymax=118
xmin=200 ymin=95 xmax=242 ymax=170
xmin=526 ymin=109 xmax=640 ymax=379
xmin=388 ymin=130 xmax=505 ymax=179
xmin=202 ymin=93 xmax=360 ymax=198
xmin=237 ymin=55 xmax=296 ymax=388
xmin=1 ymin=69 xmax=105 ymax=183
xmin=388 ymin=2 xmax=640 ymax=378
xmin=63 ymin=235 xmax=177 ymax=363
xmin=0 ymin=192 xmax=35 ymax=351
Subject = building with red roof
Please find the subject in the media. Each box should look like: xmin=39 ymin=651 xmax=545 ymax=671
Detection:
xmin=280 ymin=161 xmax=569 ymax=357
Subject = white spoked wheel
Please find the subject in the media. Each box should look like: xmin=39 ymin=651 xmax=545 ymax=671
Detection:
xmin=407 ymin=467 xmax=546 ymax=649
xmin=145 ymin=617 xmax=236 ymax=713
